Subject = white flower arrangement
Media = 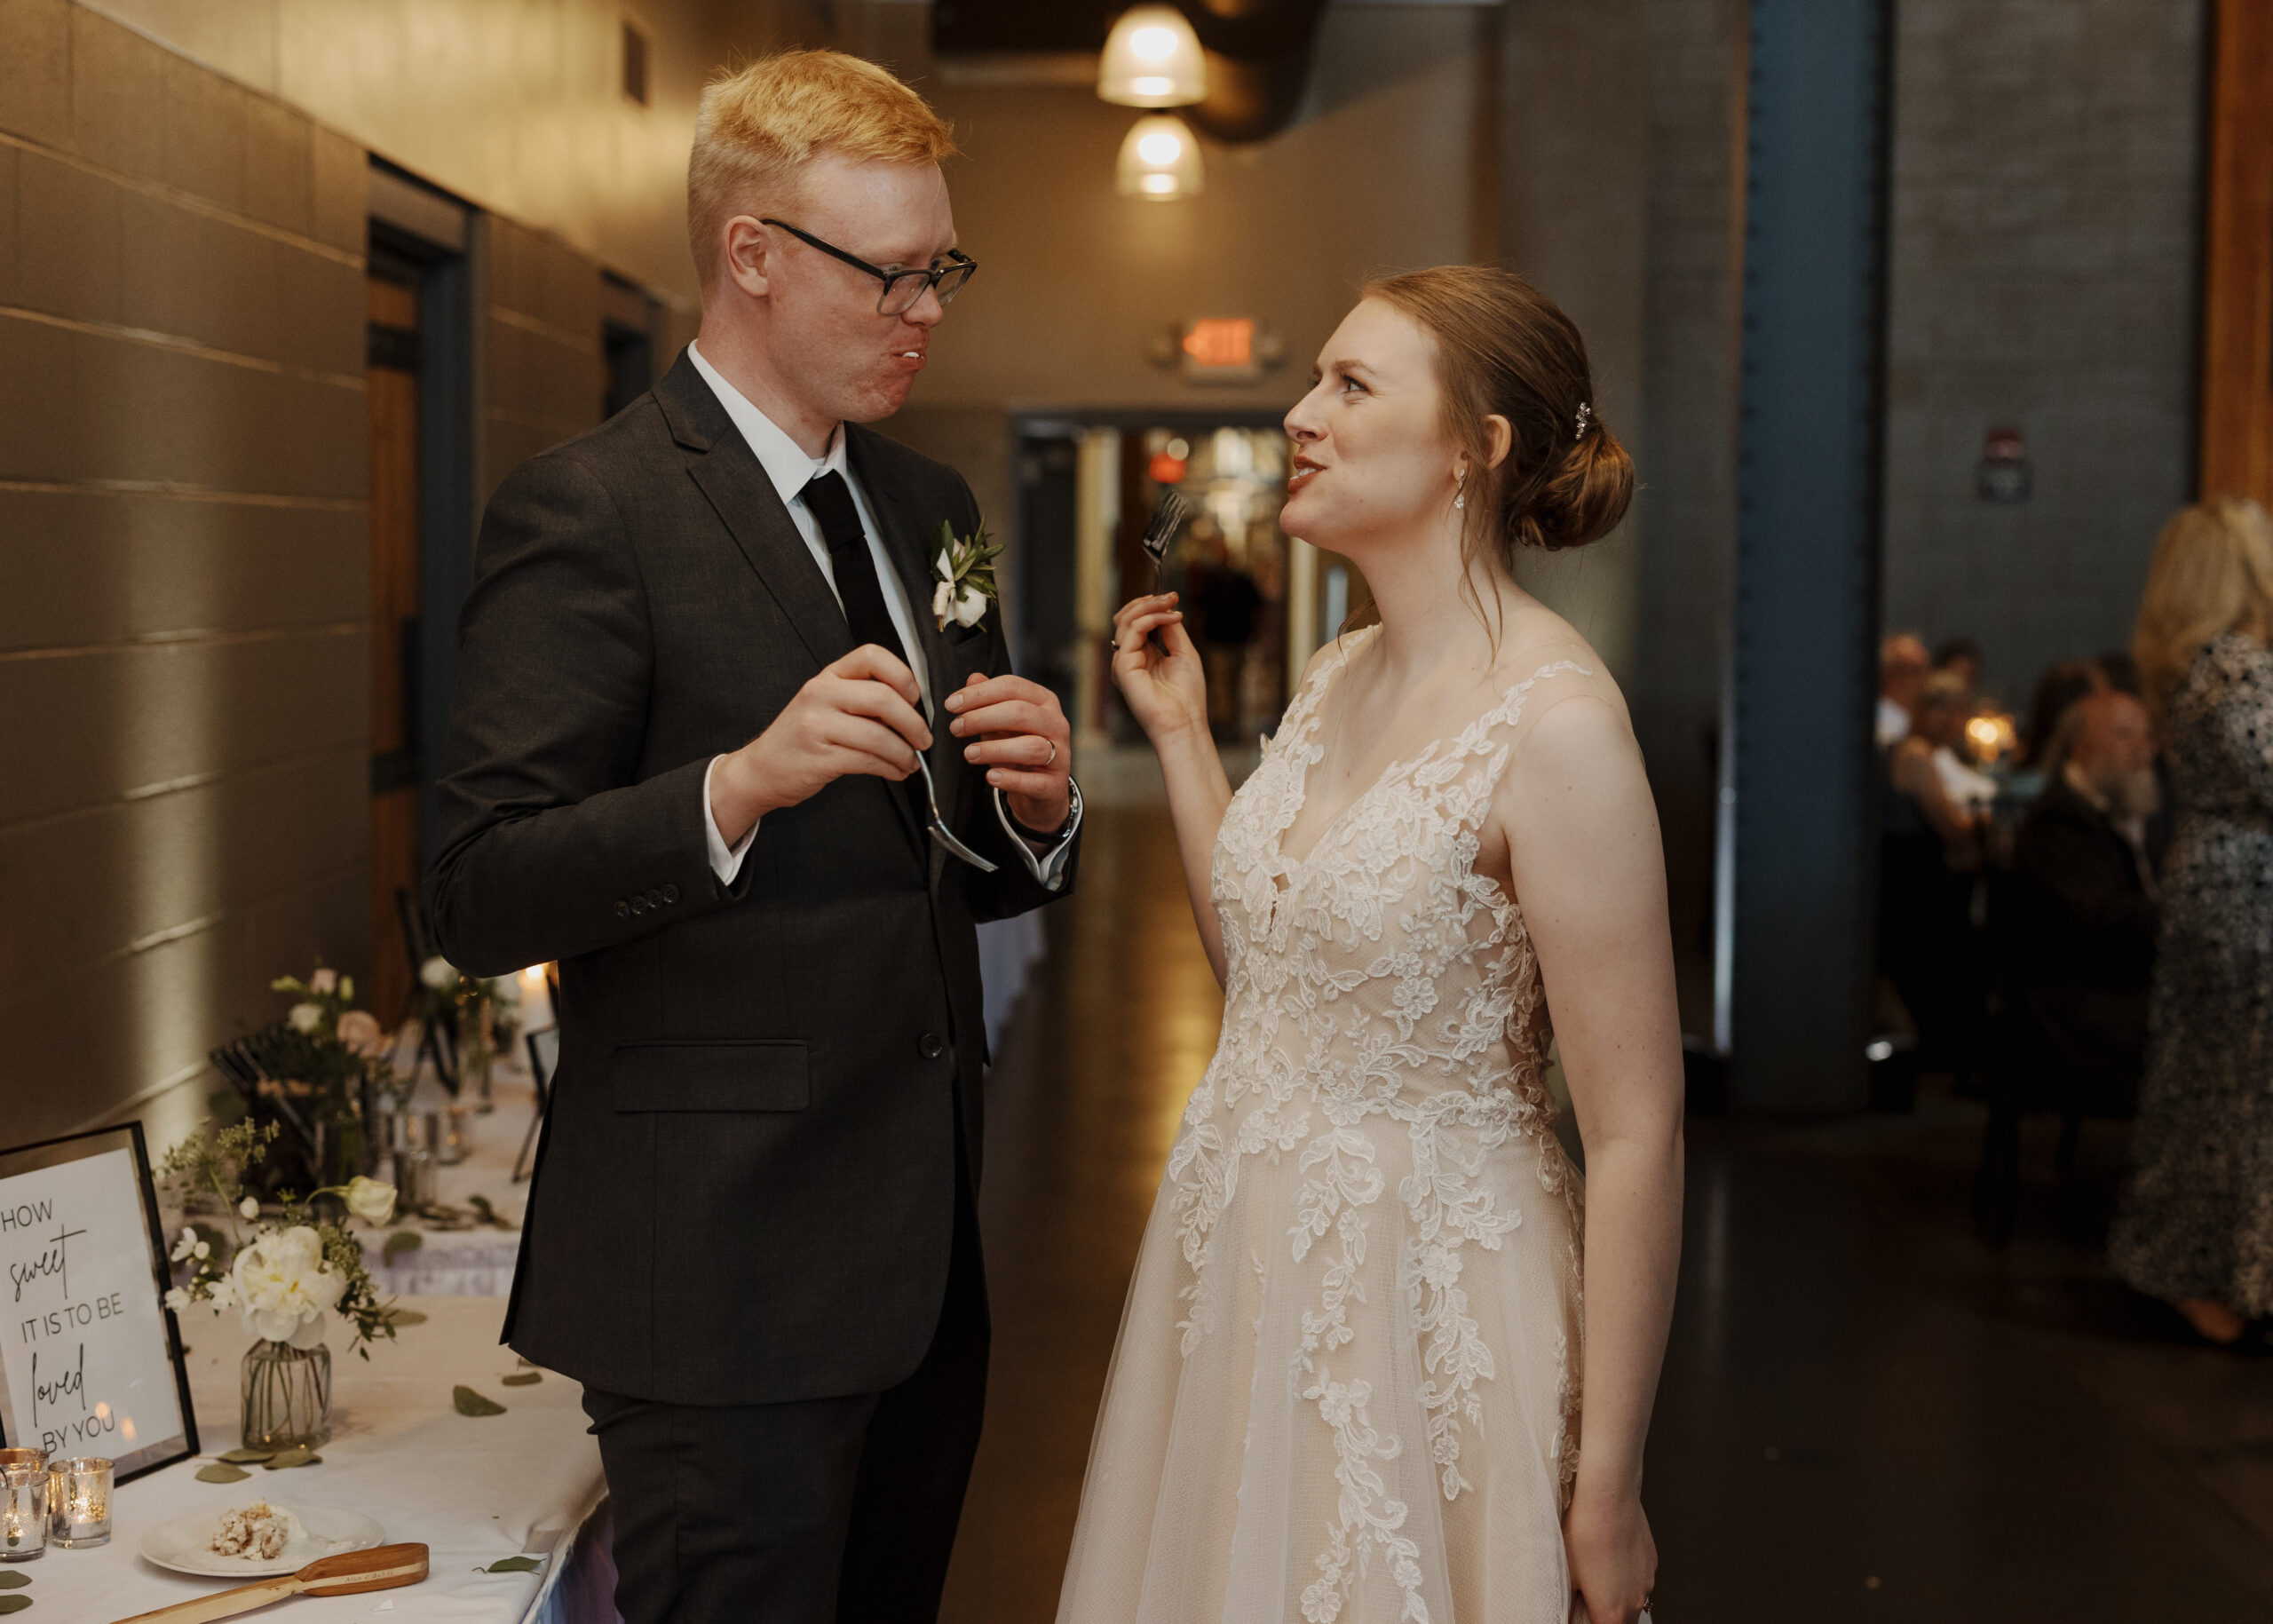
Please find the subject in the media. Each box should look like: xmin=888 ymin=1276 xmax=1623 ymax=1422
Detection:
xmin=160 ymin=1122 xmax=406 ymax=1359
xmin=930 ymin=520 xmax=1002 ymax=631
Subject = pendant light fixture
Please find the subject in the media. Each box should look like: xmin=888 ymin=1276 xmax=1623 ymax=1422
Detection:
xmin=1098 ymin=5 xmax=1208 ymax=108
xmin=1116 ymin=112 xmax=1205 ymax=200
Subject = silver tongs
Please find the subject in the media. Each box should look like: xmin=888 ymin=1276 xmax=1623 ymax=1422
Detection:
xmin=913 ymin=749 xmax=996 ymax=873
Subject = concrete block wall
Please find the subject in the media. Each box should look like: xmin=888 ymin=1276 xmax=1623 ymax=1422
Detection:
xmin=0 ymin=0 xmax=368 ymax=1149
xmin=481 ymin=218 xmax=605 ymax=507
xmin=1883 ymin=0 xmax=2206 ymax=700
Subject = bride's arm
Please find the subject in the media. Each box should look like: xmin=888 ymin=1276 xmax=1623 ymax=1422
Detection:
xmin=1111 ymin=592 xmax=1234 ymax=984
xmin=1497 ymin=692 xmax=1685 ymax=1624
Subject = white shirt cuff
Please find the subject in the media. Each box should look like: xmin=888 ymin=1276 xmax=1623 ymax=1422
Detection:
xmin=703 ymin=754 xmax=757 ymax=883
xmin=994 ymin=778 xmax=1081 ymax=892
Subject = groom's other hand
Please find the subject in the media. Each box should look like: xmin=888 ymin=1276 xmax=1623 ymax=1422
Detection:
xmin=946 ymin=671 xmax=1073 ymax=835
xmin=709 ymin=644 xmax=931 ymax=844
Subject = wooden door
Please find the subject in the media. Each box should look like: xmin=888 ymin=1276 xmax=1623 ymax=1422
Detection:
xmin=2202 ymin=0 xmax=2273 ymax=502
xmin=368 ymin=274 xmax=422 ymax=1026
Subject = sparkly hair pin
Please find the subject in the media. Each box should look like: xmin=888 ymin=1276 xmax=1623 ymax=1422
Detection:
xmin=1573 ymin=402 xmax=1594 ymax=439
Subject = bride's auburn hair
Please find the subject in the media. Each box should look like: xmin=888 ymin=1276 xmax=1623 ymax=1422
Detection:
xmin=1366 ymin=265 xmax=1635 ymax=562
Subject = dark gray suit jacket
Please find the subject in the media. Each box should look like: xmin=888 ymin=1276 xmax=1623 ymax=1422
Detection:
xmin=426 ymin=351 xmax=1076 ymax=1406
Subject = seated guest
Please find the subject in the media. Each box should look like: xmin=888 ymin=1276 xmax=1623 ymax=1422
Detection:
xmin=1878 ymin=630 xmax=1930 ymax=747
xmin=2020 ymin=657 xmax=2109 ymax=769
xmin=1893 ymin=672 xmax=1996 ymax=851
xmin=1881 ymin=673 xmax=1992 ymax=1063
xmin=2009 ymin=689 xmax=2160 ymax=1107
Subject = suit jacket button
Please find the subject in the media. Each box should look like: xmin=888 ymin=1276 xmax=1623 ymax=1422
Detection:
xmin=661 ymin=884 xmax=680 ymax=905
xmin=919 ymin=1033 xmax=946 ymax=1060
xmin=614 ymin=899 xmax=630 ymax=920
xmin=645 ymin=887 xmax=664 ymax=907
xmin=630 ymin=895 xmax=647 ymax=915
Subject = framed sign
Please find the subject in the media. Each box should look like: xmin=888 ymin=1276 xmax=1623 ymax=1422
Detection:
xmin=0 ymin=1124 xmax=198 ymax=1483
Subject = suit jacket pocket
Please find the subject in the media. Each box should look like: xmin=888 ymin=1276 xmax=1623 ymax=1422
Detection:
xmin=610 ymin=1040 xmax=810 ymax=1112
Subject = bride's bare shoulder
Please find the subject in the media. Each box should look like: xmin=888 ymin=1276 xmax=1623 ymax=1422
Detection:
xmin=1487 ymin=605 xmax=1631 ymax=728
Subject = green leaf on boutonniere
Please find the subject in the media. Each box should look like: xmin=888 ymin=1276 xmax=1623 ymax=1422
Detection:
xmin=196 ymin=1463 xmax=252 ymax=1483
xmin=454 ymin=1385 xmax=507 ymax=1416
xmin=383 ymin=1230 xmax=423 ymax=1264
xmin=930 ymin=520 xmax=1003 ymax=631
xmin=482 ymin=1556 xmax=543 ymax=1573
xmin=218 ymin=1447 xmax=276 ymax=1463
xmin=264 ymin=1448 xmax=321 ymax=1470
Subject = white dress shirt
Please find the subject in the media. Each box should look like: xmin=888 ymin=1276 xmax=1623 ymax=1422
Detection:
xmin=686 ymin=341 xmax=1078 ymax=890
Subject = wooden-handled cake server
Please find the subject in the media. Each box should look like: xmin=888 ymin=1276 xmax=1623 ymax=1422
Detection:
xmin=110 ymin=1542 xmax=429 ymax=1623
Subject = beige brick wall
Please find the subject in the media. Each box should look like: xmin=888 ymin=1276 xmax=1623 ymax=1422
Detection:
xmin=481 ymin=218 xmax=605 ymax=507
xmin=0 ymin=1 xmax=369 ymax=1149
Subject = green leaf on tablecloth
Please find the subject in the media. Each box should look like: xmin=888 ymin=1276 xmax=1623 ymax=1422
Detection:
xmin=383 ymin=1230 xmax=424 ymax=1264
xmin=482 ymin=1556 xmax=543 ymax=1573
xmin=384 ymin=1308 xmax=428 ymax=1327
xmin=196 ymin=1463 xmax=252 ymax=1482
xmin=0 ymin=1593 xmax=30 ymax=1611
xmin=501 ymin=1371 xmax=541 ymax=1386
xmin=218 ymin=1447 xmax=276 ymax=1463
xmin=264 ymin=1448 xmax=321 ymax=1470
xmin=454 ymin=1385 xmax=507 ymax=1416
xmin=0 ymin=1571 xmax=27 ymax=1587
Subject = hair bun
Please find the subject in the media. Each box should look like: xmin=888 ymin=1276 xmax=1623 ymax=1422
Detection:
xmin=1525 ymin=419 xmax=1635 ymax=552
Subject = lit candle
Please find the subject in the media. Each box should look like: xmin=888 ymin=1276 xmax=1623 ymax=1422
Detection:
xmin=0 ymin=1448 xmax=45 ymax=1563
xmin=47 ymin=1456 xmax=110 ymax=1549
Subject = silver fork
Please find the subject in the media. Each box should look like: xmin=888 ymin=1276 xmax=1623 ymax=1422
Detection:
xmin=1141 ymin=489 xmax=1190 ymax=587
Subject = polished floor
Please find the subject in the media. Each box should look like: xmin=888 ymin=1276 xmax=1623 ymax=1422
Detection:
xmin=941 ymin=807 xmax=2273 ymax=1622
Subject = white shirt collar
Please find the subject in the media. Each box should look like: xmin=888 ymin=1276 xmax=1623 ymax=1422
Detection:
xmin=685 ymin=339 xmax=849 ymax=506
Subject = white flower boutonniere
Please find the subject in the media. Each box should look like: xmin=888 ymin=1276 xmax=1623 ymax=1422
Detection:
xmin=931 ymin=520 xmax=1002 ymax=631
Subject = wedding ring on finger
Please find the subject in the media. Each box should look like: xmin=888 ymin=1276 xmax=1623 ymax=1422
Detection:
xmin=1042 ymin=739 xmax=1057 ymax=768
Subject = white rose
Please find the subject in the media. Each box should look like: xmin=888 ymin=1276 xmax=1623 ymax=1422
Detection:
xmin=240 ymin=1197 xmax=260 ymax=1220
xmin=952 ymin=585 xmax=987 ymax=629
xmin=231 ymin=1225 xmax=342 ymax=1346
xmin=309 ymin=968 xmax=337 ymax=994
xmin=344 ymin=1176 xmax=397 ymax=1228
xmin=336 ymin=1010 xmax=384 ymax=1058
xmin=420 ymin=955 xmax=457 ymax=991
xmin=288 ymin=1002 xmax=323 ymax=1034
xmin=931 ymin=580 xmax=954 ymax=624
xmin=936 ymin=549 xmax=954 ymax=578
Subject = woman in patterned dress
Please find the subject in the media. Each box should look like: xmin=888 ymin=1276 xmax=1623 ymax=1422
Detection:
xmin=2111 ymin=496 xmax=2273 ymax=1347
xmin=1057 ymin=268 xmax=1685 ymax=1624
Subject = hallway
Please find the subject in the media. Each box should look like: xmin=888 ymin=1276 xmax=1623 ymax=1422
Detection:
xmin=946 ymin=807 xmax=2273 ymax=1622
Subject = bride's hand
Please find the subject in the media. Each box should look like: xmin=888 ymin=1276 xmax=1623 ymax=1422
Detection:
xmin=1564 ymin=1489 xmax=1656 ymax=1623
xmin=1110 ymin=592 xmax=1207 ymax=746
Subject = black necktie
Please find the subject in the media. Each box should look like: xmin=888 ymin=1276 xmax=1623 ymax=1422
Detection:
xmin=803 ymin=470 xmax=931 ymax=845
xmin=803 ymin=471 xmax=915 ymax=705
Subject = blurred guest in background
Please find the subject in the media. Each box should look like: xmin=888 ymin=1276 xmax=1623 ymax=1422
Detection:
xmin=2020 ymin=657 xmax=2110 ymax=770
xmin=1934 ymin=636 xmax=1984 ymax=694
xmin=1878 ymin=630 xmax=1930 ymax=747
xmin=2097 ymin=649 xmax=2145 ymax=698
xmin=2009 ymin=689 xmax=2160 ymax=1109
xmin=2111 ymin=496 xmax=2273 ymax=1348
xmin=1881 ymin=671 xmax=1991 ymax=1065
xmin=1188 ymin=537 xmax=1263 ymax=741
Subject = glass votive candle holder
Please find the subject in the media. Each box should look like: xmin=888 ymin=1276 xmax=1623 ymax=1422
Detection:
xmin=46 ymin=1457 xmax=109 ymax=1549
xmin=0 ymin=1449 xmax=46 ymax=1562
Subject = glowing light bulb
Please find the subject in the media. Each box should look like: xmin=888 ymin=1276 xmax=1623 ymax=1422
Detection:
xmin=1137 ymin=130 xmax=1184 ymax=165
xmin=1142 ymin=173 xmax=1177 ymax=194
xmin=1131 ymin=25 xmax=1177 ymax=61
xmin=1098 ymin=6 xmax=1206 ymax=107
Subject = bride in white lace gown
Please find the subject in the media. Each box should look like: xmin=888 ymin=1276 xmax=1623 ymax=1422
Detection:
xmin=1057 ymin=268 xmax=1685 ymax=1624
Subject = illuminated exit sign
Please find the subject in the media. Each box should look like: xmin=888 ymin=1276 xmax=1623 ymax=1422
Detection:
xmin=1182 ymin=317 xmax=1260 ymax=383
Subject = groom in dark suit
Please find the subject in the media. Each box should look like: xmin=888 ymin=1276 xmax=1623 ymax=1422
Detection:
xmin=426 ymin=50 xmax=1079 ymax=1624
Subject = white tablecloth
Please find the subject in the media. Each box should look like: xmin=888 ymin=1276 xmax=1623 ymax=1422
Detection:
xmin=31 ymin=1295 xmax=613 ymax=1623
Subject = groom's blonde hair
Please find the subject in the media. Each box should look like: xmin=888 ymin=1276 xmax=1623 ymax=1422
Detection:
xmin=688 ymin=51 xmax=957 ymax=294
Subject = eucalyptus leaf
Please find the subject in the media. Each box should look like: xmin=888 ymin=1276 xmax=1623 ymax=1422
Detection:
xmin=0 ymin=1591 xmax=29 ymax=1612
xmin=385 ymin=1309 xmax=428 ymax=1327
xmin=264 ymin=1448 xmax=320 ymax=1470
xmin=196 ymin=1463 xmax=252 ymax=1483
xmin=483 ymin=1556 xmax=543 ymax=1573
xmin=0 ymin=1572 xmax=27 ymax=1588
xmin=500 ymin=1371 xmax=541 ymax=1386
xmin=383 ymin=1230 xmax=423 ymax=1264
xmin=453 ymin=1385 xmax=506 ymax=1417
xmin=218 ymin=1447 xmax=276 ymax=1464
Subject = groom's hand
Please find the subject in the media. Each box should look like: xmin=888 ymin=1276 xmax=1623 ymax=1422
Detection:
xmin=709 ymin=645 xmax=931 ymax=844
xmin=946 ymin=672 xmax=1073 ymax=836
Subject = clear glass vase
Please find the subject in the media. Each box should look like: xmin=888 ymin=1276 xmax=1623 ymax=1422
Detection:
xmin=241 ymin=1339 xmax=332 ymax=1450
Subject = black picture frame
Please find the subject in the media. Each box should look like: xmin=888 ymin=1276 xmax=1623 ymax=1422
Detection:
xmin=0 ymin=1122 xmax=199 ymax=1485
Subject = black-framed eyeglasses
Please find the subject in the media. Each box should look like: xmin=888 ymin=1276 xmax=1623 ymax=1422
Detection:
xmin=760 ymin=218 xmax=978 ymax=316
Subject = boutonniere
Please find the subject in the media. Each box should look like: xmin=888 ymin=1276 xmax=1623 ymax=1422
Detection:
xmin=931 ymin=520 xmax=1002 ymax=631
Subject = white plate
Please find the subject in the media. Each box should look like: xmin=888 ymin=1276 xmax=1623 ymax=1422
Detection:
xmin=139 ymin=1501 xmax=384 ymax=1578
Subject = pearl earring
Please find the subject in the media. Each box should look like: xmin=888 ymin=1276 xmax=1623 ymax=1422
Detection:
xmin=1453 ymin=468 xmax=1467 ymax=511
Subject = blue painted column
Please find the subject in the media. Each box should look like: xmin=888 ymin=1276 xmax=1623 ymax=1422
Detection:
xmin=1719 ymin=0 xmax=1892 ymax=1112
